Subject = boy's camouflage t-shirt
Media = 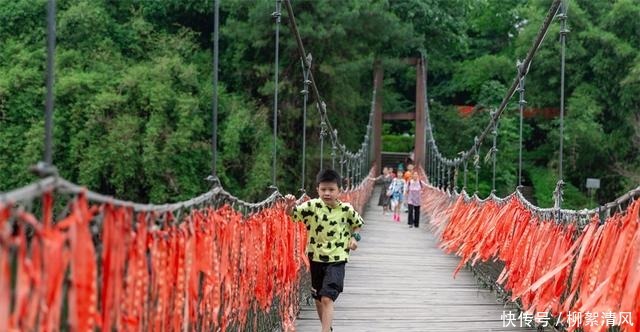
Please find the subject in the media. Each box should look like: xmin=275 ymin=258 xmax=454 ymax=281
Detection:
xmin=291 ymin=198 xmax=364 ymax=263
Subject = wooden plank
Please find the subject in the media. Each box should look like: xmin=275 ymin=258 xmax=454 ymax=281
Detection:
xmin=382 ymin=112 xmax=415 ymax=121
xmin=293 ymin=186 xmax=538 ymax=331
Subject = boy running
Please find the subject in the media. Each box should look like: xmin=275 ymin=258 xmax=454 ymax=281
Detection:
xmin=284 ymin=169 xmax=364 ymax=332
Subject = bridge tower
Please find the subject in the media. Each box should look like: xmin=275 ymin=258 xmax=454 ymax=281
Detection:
xmin=371 ymin=57 xmax=426 ymax=175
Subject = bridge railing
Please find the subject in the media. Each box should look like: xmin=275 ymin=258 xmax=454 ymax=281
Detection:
xmin=417 ymin=165 xmax=640 ymax=330
xmin=0 ymin=165 xmax=377 ymax=332
xmin=0 ymin=178 xmax=311 ymax=332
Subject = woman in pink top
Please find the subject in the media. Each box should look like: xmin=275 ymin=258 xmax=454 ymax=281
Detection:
xmin=404 ymin=171 xmax=427 ymax=228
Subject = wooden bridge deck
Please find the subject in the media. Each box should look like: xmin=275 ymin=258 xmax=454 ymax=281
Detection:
xmin=294 ymin=186 xmax=536 ymax=332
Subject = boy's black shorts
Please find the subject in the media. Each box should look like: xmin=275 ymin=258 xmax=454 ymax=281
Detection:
xmin=309 ymin=257 xmax=346 ymax=302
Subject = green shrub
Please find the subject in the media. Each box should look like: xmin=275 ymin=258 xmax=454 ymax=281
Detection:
xmin=529 ymin=167 xmax=592 ymax=209
xmin=382 ymin=134 xmax=414 ymax=152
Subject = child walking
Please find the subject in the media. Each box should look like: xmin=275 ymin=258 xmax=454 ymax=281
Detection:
xmin=387 ymin=170 xmax=406 ymax=222
xmin=284 ymin=169 xmax=364 ymax=332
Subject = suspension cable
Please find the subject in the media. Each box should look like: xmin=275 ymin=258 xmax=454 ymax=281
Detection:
xmin=431 ymin=143 xmax=436 ymax=184
xmin=443 ymin=163 xmax=447 ymax=190
xmin=345 ymin=157 xmax=350 ymax=188
xmin=350 ymin=156 xmax=354 ymax=188
xmin=436 ymin=153 xmax=440 ymax=187
xmin=301 ymin=58 xmax=310 ymax=189
xmin=474 ymin=152 xmax=480 ymax=193
xmin=556 ymin=0 xmax=569 ymax=197
xmin=517 ymin=61 xmax=526 ymax=187
xmin=44 ymin=0 xmax=56 ymax=167
xmin=271 ymin=0 xmax=282 ymax=186
xmin=431 ymin=147 xmax=439 ymax=185
xmin=331 ymin=145 xmax=336 ymax=169
xmin=453 ymin=165 xmax=458 ymax=191
xmin=211 ymin=0 xmax=220 ymax=177
xmin=463 ymin=160 xmax=468 ymax=189
xmin=320 ymin=122 xmax=325 ymax=170
xmin=438 ymin=161 xmax=445 ymax=190
xmin=491 ymin=110 xmax=498 ymax=193
xmin=438 ymin=160 xmax=444 ymax=189
xmin=427 ymin=144 xmax=432 ymax=182
xmin=434 ymin=157 xmax=438 ymax=188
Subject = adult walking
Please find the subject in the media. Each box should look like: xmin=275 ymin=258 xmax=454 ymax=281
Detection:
xmin=405 ymin=171 xmax=427 ymax=228
xmin=375 ymin=167 xmax=393 ymax=215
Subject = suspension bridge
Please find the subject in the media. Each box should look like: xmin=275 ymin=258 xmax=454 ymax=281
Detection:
xmin=1 ymin=0 xmax=639 ymax=331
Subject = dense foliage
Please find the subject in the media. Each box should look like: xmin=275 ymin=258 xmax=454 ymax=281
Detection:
xmin=0 ymin=0 xmax=638 ymax=208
